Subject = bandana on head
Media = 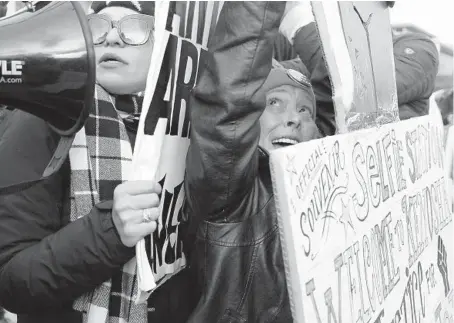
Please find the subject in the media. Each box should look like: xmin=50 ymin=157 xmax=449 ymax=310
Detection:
xmin=260 ymin=59 xmax=317 ymax=120
xmin=70 ymin=85 xmax=149 ymax=323
xmin=90 ymin=1 xmax=155 ymax=15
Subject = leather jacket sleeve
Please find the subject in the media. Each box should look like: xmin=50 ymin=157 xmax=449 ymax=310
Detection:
xmin=0 ymin=111 xmax=134 ymax=313
xmin=185 ymin=2 xmax=285 ymax=222
xmin=294 ymin=22 xmax=336 ymax=137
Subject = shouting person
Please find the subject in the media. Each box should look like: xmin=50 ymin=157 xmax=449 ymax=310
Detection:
xmin=0 ymin=2 xmax=197 ymax=323
xmin=184 ymin=2 xmax=319 ymax=322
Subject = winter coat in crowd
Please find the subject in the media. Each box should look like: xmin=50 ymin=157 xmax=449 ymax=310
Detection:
xmin=0 ymin=108 xmax=198 ymax=323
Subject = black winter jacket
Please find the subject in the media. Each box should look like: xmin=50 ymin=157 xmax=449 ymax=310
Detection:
xmin=0 ymin=110 xmax=198 ymax=323
xmin=184 ymin=2 xmax=293 ymax=322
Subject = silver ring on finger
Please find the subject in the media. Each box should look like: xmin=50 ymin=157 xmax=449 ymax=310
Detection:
xmin=142 ymin=208 xmax=154 ymax=223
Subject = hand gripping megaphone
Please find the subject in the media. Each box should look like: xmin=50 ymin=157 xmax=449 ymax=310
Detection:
xmin=0 ymin=1 xmax=95 ymax=194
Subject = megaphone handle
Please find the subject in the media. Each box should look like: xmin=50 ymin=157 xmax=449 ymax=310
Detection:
xmin=0 ymin=135 xmax=74 ymax=195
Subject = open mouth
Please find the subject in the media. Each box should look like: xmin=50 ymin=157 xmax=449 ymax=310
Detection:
xmin=99 ymin=53 xmax=127 ymax=65
xmin=272 ymin=138 xmax=299 ymax=148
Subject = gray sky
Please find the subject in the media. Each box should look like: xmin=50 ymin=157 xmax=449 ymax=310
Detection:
xmin=390 ymin=0 xmax=454 ymax=45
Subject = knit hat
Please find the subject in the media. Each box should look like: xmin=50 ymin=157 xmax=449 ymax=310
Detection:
xmin=90 ymin=1 xmax=155 ymax=16
xmin=260 ymin=59 xmax=316 ymax=119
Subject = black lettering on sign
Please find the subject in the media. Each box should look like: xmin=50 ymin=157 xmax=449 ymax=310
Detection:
xmin=299 ymin=141 xmax=347 ymax=258
xmin=306 ymin=279 xmax=322 ymax=323
xmin=297 ymin=145 xmax=325 ymax=190
xmin=174 ymin=2 xmax=187 ymax=37
xmin=374 ymin=212 xmax=400 ymax=299
xmin=344 ymin=246 xmax=356 ymax=321
xmin=425 ymin=263 xmax=436 ymax=294
xmin=175 ymin=2 xmax=210 ymax=43
xmin=352 ymin=142 xmax=370 ymax=221
xmin=324 ymin=288 xmax=338 ymax=323
xmin=344 ymin=241 xmax=373 ymax=323
xmin=145 ymin=34 xmax=178 ymax=135
xmin=362 ymin=234 xmax=375 ymax=313
xmin=148 ymin=176 xmax=185 ymax=273
xmin=145 ymin=32 xmax=207 ymax=138
xmin=196 ymin=2 xmax=208 ymax=44
xmin=382 ymin=133 xmax=396 ymax=197
xmin=166 ymin=2 xmax=176 ymax=32
xmin=303 ymin=219 xmax=404 ymax=323
xmin=362 ymin=215 xmax=402 ymax=310
xmin=375 ymin=139 xmax=390 ymax=203
xmin=405 ymin=124 xmax=437 ymax=184
xmin=169 ymin=38 xmax=199 ymax=137
xmin=392 ymin=264 xmax=426 ymax=323
xmin=355 ymin=241 xmax=372 ymax=322
xmin=367 ymin=145 xmax=381 ymax=209
xmin=352 ymin=130 xmax=407 ymax=217
xmin=437 ymin=236 xmax=451 ymax=297
xmin=185 ymin=2 xmax=196 ymax=39
xmin=300 ymin=211 xmax=311 ymax=257
xmin=333 ymin=254 xmax=344 ymax=323
xmin=429 ymin=121 xmax=445 ymax=170
xmin=401 ymin=178 xmax=453 ymax=268
xmin=406 ymin=130 xmax=417 ymax=184
xmin=391 ymin=130 xmax=407 ymax=192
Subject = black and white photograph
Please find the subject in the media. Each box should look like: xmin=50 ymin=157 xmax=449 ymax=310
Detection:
xmin=0 ymin=1 xmax=453 ymax=322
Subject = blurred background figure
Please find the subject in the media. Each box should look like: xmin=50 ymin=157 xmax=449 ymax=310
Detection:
xmin=391 ymin=1 xmax=453 ymax=130
xmin=0 ymin=2 xmax=8 ymax=18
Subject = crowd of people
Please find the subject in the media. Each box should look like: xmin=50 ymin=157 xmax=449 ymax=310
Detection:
xmin=0 ymin=1 xmax=452 ymax=323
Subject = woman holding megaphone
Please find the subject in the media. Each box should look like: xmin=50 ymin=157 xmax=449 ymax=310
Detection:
xmin=0 ymin=2 xmax=197 ymax=323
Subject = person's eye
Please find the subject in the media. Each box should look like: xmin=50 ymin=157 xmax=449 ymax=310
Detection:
xmin=268 ymin=98 xmax=281 ymax=106
xmin=298 ymin=106 xmax=310 ymax=114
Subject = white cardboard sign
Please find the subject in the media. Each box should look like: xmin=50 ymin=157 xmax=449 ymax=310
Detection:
xmin=270 ymin=111 xmax=453 ymax=323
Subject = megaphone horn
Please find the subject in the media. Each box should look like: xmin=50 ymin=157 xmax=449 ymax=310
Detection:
xmin=0 ymin=1 xmax=95 ymax=135
xmin=0 ymin=1 xmax=96 ymax=194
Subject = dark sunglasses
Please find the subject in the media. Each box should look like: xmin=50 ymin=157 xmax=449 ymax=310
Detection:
xmin=87 ymin=13 xmax=154 ymax=46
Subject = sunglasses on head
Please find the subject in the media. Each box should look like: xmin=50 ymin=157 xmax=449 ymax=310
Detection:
xmin=87 ymin=13 xmax=154 ymax=46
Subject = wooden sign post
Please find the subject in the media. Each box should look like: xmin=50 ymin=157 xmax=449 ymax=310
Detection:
xmin=270 ymin=2 xmax=453 ymax=323
xmin=312 ymin=1 xmax=399 ymax=133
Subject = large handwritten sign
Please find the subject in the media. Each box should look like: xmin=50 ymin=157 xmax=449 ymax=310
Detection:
xmin=270 ymin=111 xmax=453 ymax=323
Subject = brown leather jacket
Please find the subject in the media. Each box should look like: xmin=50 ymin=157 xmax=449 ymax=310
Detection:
xmin=184 ymin=2 xmax=293 ymax=322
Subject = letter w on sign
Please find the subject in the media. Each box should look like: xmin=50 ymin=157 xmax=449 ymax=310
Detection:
xmin=132 ymin=1 xmax=223 ymax=303
xmin=270 ymin=2 xmax=453 ymax=323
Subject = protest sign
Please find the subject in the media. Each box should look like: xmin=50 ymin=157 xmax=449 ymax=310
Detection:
xmin=271 ymin=2 xmax=453 ymax=322
xmin=132 ymin=1 xmax=222 ymax=301
xmin=270 ymin=111 xmax=452 ymax=323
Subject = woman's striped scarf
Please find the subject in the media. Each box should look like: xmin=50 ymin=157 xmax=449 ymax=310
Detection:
xmin=69 ymin=85 xmax=149 ymax=323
